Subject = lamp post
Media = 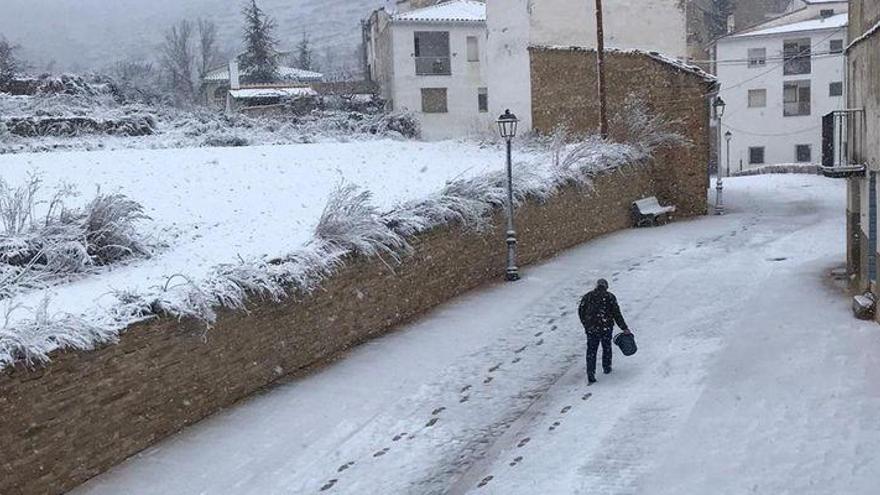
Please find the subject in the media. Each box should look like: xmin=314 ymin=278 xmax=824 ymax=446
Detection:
xmin=725 ymin=130 xmax=733 ymax=179
xmin=713 ymin=96 xmax=727 ymax=215
xmin=497 ymin=109 xmax=520 ymax=282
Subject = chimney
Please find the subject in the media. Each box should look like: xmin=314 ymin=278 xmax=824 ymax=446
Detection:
xmin=229 ymin=61 xmax=241 ymax=90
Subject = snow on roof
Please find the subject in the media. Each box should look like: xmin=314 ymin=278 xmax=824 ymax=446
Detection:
xmin=731 ymin=12 xmax=848 ymax=38
xmin=393 ymin=0 xmax=486 ymax=23
xmin=229 ymin=87 xmax=318 ymax=99
xmin=847 ymin=18 xmax=880 ymax=52
xmin=204 ymin=65 xmax=324 ymax=83
xmin=530 ymin=45 xmax=716 ymax=83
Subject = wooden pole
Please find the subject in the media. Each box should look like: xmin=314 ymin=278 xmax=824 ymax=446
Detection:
xmin=595 ymin=0 xmax=609 ymax=139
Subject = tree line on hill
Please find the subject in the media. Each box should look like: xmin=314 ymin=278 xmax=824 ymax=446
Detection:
xmin=0 ymin=0 xmax=323 ymax=107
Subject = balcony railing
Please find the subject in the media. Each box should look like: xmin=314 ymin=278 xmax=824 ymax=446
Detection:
xmin=821 ymin=109 xmax=867 ymax=178
xmin=415 ymin=57 xmax=451 ymax=76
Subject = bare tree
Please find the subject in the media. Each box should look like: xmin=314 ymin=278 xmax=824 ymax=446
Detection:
xmin=160 ymin=20 xmax=196 ymax=105
xmin=0 ymin=37 xmax=24 ymax=87
xmin=296 ymin=32 xmax=316 ymax=72
xmin=197 ymin=18 xmax=222 ymax=81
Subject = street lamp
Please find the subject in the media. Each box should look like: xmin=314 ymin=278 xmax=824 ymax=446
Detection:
xmin=713 ymin=96 xmax=726 ymax=215
xmin=724 ymin=130 xmax=733 ymax=179
xmin=497 ymin=109 xmax=520 ymax=282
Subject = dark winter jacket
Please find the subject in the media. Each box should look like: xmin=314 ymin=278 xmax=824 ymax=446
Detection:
xmin=578 ymin=287 xmax=628 ymax=335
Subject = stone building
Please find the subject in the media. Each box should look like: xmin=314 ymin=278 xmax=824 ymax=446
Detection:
xmin=487 ymin=0 xmax=719 ymax=134
xmin=829 ymin=0 xmax=880 ymax=308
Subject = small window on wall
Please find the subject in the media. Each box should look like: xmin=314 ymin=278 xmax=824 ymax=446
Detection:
xmin=749 ymin=146 xmax=765 ymax=165
xmin=796 ymin=144 xmax=812 ymax=162
xmin=748 ymin=89 xmax=767 ymax=108
xmin=829 ymin=81 xmax=843 ymax=96
xmin=829 ymin=39 xmax=844 ymax=54
xmin=478 ymin=87 xmax=488 ymax=112
xmin=467 ymin=36 xmax=479 ymax=62
xmin=748 ymin=48 xmax=766 ymax=67
xmin=421 ymin=88 xmax=448 ymax=113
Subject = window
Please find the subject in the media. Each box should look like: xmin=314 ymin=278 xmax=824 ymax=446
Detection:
xmin=749 ymin=147 xmax=765 ymax=165
xmin=747 ymin=48 xmax=766 ymax=68
xmin=467 ymin=36 xmax=479 ymax=62
xmin=748 ymin=89 xmax=767 ymax=108
xmin=783 ymin=38 xmax=811 ymax=75
xmin=820 ymin=9 xmax=835 ymax=18
xmin=829 ymin=81 xmax=843 ymax=97
xmin=414 ymin=31 xmax=451 ymax=75
xmin=421 ymin=88 xmax=448 ymax=113
xmin=783 ymin=80 xmax=811 ymax=116
xmin=796 ymin=144 xmax=812 ymax=162
xmin=829 ymin=39 xmax=843 ymax=54
xmin=478 ymin=87 xmax=488 ymax=112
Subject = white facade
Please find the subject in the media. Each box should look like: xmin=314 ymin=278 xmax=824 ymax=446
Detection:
xmin=715 ymin=11 xmax=848 ymax=172
xmin=486 ymin=0 xmax=704 ymax=134
xmin=365 ymin=1 xmax=492 ymax=140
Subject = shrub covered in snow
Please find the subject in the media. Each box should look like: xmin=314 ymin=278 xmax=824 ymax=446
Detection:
xmin=0 ymin=174 xmax=150 ymax=299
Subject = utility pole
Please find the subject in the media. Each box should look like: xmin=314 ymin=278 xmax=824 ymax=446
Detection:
xmin=595 ymin=0 xmax=609 ymax=139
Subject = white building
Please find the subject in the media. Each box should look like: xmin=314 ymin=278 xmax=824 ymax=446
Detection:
xmin=714 ymin=1 xmax=848 ymax=172
xmin=486 ymin=0 xmax=718 ymax=133
xmin=364 ymin=1 xmax=492 ymax=140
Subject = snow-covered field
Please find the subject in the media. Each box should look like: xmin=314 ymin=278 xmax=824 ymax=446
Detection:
xmin=69 ymin=174 xmax=880 ymax=495
xmin=0 ymin=141 xmax=523 ymax=316
xmin=2 ymin=137 xmax=649 ymax=368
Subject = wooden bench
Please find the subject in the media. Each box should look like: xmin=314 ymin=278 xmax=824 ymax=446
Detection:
xmin=632 ymin=197 xmax=676 ymax=227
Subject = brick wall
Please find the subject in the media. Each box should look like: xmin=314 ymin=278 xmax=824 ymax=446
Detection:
xmin=0 ymin=159 xmax=707 ymax=493
xmin=529 ymin=47 xmax=712 ymax=217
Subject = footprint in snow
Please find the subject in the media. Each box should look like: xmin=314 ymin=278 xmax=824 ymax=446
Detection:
xmin=534 ymin=339 xmax=544 ymax=346
xmin=425 ymin=417 xmax=440 ymax=428
xmin=547 ymin=318 xmax=556 ymax=324
xmin=337 ymin=461 xmax=355 ymax=473
xmin=459 ymin=395 xmax=470 ymax=403
xmin=320 ymin=479 xmax=338 ymax=491
xmin=549 ymin=421 xmax=561 ymax=432
xmin=514 ymin=346 xmax=527 ymax=354
xmin=511 ymin=357 xmax=522 ymax=364
xmin=392 ymin=433 xmax=407 ymax=442
xmin=477 ymin=476 xmax=494 ymax=488
xmin=489 ymin=363 xmax=502 ymax=373
xmin=509 ymin=456 xmax=524 ymax=467
xmin=432 ymin=407 xmax=446 ymax=416
xmin=582 ymin=393 xmax=593 ymax=401
xmin=483 ymin=376 xmax=494 ymax=384
xmin=517 ymin=437 xmax=531 ymax=448
xmin=461 ymin=385 xmax=472 ymax=393
xmin=373 ymin=448 xmax=390 ymax=457
xmin=561 ymin=405 xmax=572 ymax=414
xmin=534 ymin=331 xmax=543 ymax=337
xmin=550 ymin=325 xmax=558 ymax=332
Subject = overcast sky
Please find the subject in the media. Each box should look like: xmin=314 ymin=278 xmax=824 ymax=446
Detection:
xmin=0 ymin=0 xmax=381 ymax=72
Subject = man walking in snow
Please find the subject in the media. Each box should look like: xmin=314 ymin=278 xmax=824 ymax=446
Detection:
xmin=578 ymin=279 xmax=630 ymax=384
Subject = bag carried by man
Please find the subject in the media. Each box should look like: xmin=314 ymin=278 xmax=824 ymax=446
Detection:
xmin=613 ymin=332 xmax=638 ymax=356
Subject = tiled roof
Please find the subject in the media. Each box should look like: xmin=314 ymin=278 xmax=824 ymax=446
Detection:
xmin=204 ymin=65 xmax=324 ymax=83
xmin=393 ymin=0 xmax=486 ymax=23
xmin=730 ymin=12 xmax=847 ymax=38
xmin=228 ymin=87 xmax=318 ymax=99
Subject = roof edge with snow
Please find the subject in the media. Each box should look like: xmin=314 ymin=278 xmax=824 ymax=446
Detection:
xmin=529 ymin=46 xmax=717 ymax=84
xmin=392 ymin=0 xmax=486 ymax=24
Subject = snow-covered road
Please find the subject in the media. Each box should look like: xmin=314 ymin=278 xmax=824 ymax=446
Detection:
xmin=72 ymin=175 xmax=880 ymax=495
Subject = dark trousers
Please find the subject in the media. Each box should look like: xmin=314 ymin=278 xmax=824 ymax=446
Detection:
xmin=586 ymin=329 xmax=613 ymax=378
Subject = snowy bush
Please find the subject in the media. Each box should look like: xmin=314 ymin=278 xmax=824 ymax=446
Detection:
xmin=0 ymin=175 xmax=150 ymax=298
xmin=316 ymin=183 xmax=411 ymax=262
xmin=610 ymin=94 xmax=690 ymax=155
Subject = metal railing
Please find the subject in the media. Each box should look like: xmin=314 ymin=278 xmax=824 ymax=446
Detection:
xmin=821 ymin=109 xmax=867 ymax=178
xmin=415 ymin=57 xmax=451 ymax=76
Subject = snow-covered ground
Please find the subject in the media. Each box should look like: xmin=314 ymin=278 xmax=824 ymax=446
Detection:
xmin=71 ymin=175 xmax=880 ymax=494
xmin=0 ymin=140 xmax=543 ymax=346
